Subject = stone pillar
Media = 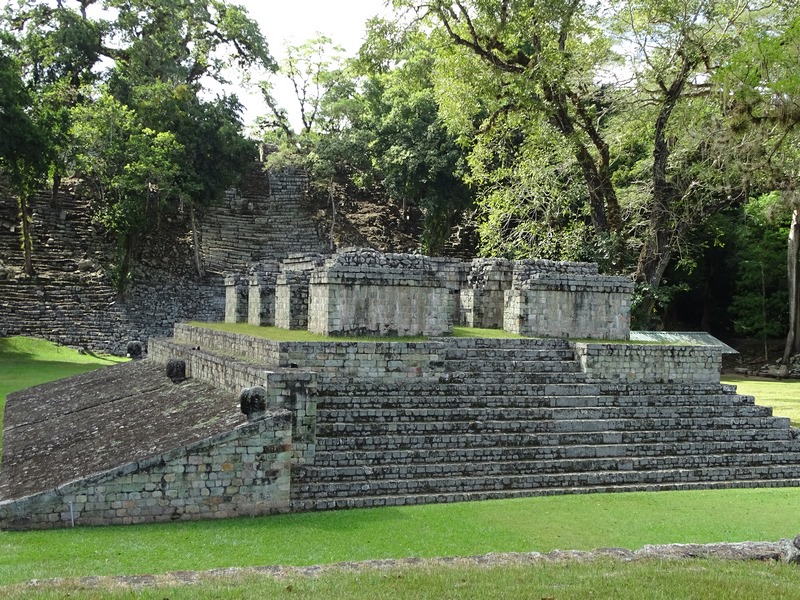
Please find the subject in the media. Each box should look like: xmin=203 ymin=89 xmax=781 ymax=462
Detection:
xmin=248 ymin=263 xmax=279 ymax=326
xmin=275 ymin=271 xmax=312 ymax=330
xmin=224 ymin=274 xmax=248 ymax=323
xmin=460 ymin=258 xmax=513 ymax=329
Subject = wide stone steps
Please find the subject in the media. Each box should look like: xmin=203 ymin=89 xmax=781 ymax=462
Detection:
xmin=297 ymin=451 xmax=800 ymax=483
xmin=309 ymin=439 xmax=800 ymax=467
xmin=314 ymin=428 xmax=795 ymax=455
xmin=290 ymin=477 xmax=800 ymax=511
xmin=314 ymin=392 xmax=754 ymax=410
xmin=439 ymin=347 xmax=576 ymax=362
xmin=317 ymin=380 xmax=602 ymax=398
xmin=441 ymin=359 xmax=582 ymax=374
xmin=292 ymin=465 xmax=800 ymax=500
xmin=317 ymin=404 xmax=772 ymax=423
xmin=317 ymin=416 xmax=788 ymax=438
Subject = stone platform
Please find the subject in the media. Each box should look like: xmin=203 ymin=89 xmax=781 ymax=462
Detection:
xmin=2 ymin=324 xmax=799 ymax=529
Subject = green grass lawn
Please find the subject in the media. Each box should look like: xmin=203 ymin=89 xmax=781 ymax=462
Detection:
xmin=4 ymin=558 xmax=800 ymax=599
xmin=721 ymin=375 xmax=800 ymax=427
xmin=0 ymin=337 xmax=127 ymax=458
xmin=2 ymin=336 xmax=800 ymax=597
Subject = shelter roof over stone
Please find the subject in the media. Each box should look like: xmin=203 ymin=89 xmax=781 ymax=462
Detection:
xmin=0 ymin=360 xmax=244 ymax=501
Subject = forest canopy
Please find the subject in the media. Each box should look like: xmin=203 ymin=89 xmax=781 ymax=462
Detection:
xmin=1 ymin=0 xmax=799 ymax=357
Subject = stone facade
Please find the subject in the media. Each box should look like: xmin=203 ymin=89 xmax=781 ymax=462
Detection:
xmin=504 ymin=260 xmax=633 ymax=340
xmin=230 ymin=250 xmax=635 ymax=340
xmin=574 ymin=343 xmax=724 ymax=384
xmin=308 ymin=248 xmax=451 ymax=336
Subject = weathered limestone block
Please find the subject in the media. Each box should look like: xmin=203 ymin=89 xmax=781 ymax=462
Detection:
xmin=503 ymin=260 xmax=633 ymax=340
xmin=307 ymin=248 xmax=451 ymax=337
xmin=224 ymin=274 xmax=248 ymax=324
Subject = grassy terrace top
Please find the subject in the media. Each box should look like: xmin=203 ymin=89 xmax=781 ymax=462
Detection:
xmin=187 ymin=322 xmax=694 ymax=346
xmin=188 ymin=322 xmax=527 ymax=343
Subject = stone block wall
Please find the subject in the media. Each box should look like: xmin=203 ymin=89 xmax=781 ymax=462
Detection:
xmin=163 ymin=324 xmax=443 ymax=379
xmin=307 ymin=248 xmax=451 ymax=336
xmin=573 ymin=343 xmax=723 ymax=384
xmin=504 ymin=260 xmax=633 ymax=340
xmin=149 ymin=333 xmax=319 ymax=465
xmin=0 ymin=413 xmax=292 ymax=530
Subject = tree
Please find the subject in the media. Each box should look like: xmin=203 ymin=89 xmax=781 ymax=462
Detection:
xmin=0 ymin=36 xmax=51 ymax=276
xmin=398 ymin=0 xmax=767 ymax=323
xmin=717 ymin=2 xmax=800 ymax=361
xmin=4 ymin=0 xmax=270 ymax=285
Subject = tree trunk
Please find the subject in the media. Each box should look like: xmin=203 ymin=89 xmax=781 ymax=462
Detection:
xmin=18 ymin=194 xmax=35 ymax=276
xmin=783 ymin=207 xmax=800 ymax=363
xmin=189 ymin=201 xmax=205 ymax=277
xmin=328 ymin=179 xmax=336 ymax=251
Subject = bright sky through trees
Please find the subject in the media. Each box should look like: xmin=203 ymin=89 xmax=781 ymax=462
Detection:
xmin=233 ymin=0 xmax=388 ymax=128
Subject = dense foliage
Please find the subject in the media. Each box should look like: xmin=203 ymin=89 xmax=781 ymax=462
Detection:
xmin=1 ymin=0 xmax=270 ymax=289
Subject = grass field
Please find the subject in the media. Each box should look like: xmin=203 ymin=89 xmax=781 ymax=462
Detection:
xmin=721 ymin=375 xmax=800 ymax=427
xmin=4 ymin=558 xmax=800 ymax=599
xmin=2 ymin=336 xmax=800 ymax=598
xmin=0 ymin=337 xmax=126 ymax=457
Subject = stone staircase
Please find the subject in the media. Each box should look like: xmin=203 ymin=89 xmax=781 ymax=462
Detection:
xmin=200 ymin=166 xmax=329 ymax=273
xmin=290 ymin=339 xmax=800 ymax=510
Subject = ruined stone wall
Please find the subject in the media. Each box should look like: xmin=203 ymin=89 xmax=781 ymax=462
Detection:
xmin=573 ymin=343 xmax=723 ymax=384
xmin=0 ymin=413 xmax=292 ymax=530
xmin=307 ymin=249 xmax=451 ymax=337
xmin=168 ymin=323 xmax=442 ymax=379
xmin=504 ymin=260 xmax=633 ymax=340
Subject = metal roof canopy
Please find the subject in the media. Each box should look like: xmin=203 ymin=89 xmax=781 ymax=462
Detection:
xmin=629 ymin=331 xmax=738 ymax=354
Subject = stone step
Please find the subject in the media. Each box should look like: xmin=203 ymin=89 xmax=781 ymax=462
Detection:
xmin=435 ymin=338 xmax=574 ymax=350
xmin=441 ymin=359 xmax=581 ymax=374
xmin=290 ymin=478 xmax=800 ymax=511
xmin=316 ymin=416 xmax=790 ymax=438
xmin=292 ymin=465 xmax=800 ymax=499
xmin=309 ymin=439 xmax=800 ymax=467
xmin=315 ymin=392 xmax=756 ymax=409
xmin=296 ymin=451 xmax=800 ymax=483
xmin=440 ymin=347 xmax=576 ymax=361
xmin=316 ymin=405 xmax=772 ymax=424
xmin=315 ymin=428 xmax=795 ymax=451
xmin=316 ymin=380 xmax=602 ymax=397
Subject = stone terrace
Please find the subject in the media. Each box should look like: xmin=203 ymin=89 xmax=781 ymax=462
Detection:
xmin=3 ymin=324 xmax=800 ymax=529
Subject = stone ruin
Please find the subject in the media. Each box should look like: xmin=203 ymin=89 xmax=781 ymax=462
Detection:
xmin=225 ymin=247 xmax=634 ymax=340
xmin=3 ymin=249 xmax=800 ymax=530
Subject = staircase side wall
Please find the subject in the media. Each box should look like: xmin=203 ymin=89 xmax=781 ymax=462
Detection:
xmin=0 ymin=413 xmax=292 ymax=530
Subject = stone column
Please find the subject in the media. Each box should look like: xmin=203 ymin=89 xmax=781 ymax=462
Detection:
xmin=224 ymin=274 xmax=248 ymax=324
